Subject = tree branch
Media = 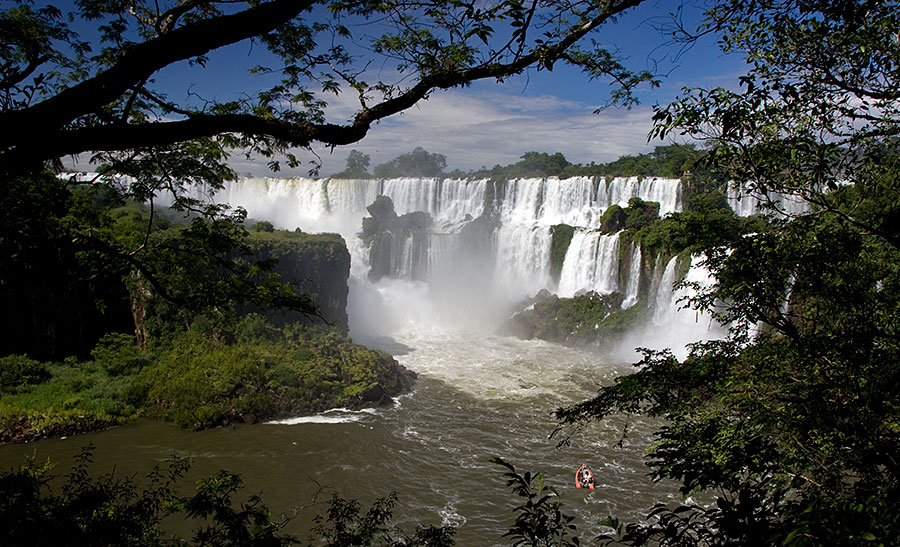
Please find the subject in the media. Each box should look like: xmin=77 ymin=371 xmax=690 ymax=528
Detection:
xmin=0 ymin=52 xmax=47 ymax=91
xmin=0 ymin=0 xmax=314 ymax=150
xmin=0 ymin=0 xmax=647 ymax=176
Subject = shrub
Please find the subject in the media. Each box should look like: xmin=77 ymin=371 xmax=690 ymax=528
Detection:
xmin=91 ymin=333 xmax=146 ymax=376
xmin=0 ymin=355 xmax=50 ymax=390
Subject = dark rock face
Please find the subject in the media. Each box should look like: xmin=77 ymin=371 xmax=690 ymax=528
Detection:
xmin=361 ymin=365 xmax=417 ymax=406
xmin=502 ymin=290 xmax=649 ymax=347
xmin=249 ymin=232 xmax=351 ymax=333
xmin=360 ymin=196 xmax=434 ymax=281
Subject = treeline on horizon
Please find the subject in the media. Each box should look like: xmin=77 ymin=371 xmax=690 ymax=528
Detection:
xmin=331 ymin=143 xmax=701 ymax=180
xmin=0 ymin=140 xmax=700 ymax=446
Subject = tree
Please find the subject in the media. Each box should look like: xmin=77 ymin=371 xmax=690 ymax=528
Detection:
xmin=557 ymin=1 xmax=900 ymax=544
xmin=332 ymin=150 xmax=371 ymax=179
xmin=515 ymin=152 xmax=571 ymax=177
xmin=373 ymin=147 xmax=447 ymax=178
xmin=1 ymin=0 xmax=657 ymax=180
xmin=652 ymin=0 xmax=900 ymax=237
xmin=0 ymin=0 xmax=657 ymax=356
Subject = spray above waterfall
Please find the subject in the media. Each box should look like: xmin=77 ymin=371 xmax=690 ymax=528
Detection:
xmin=201 ymin=175 xmax=743 ymax=357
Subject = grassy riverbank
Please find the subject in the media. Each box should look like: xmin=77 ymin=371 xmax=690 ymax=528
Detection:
xmin=0 ymin=316 xmax=413 ymax=443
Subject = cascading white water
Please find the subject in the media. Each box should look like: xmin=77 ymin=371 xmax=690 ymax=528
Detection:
xmin=645 ymin=255 xmax=725 ymax=359
xmin=652 ymin=257 xmax=679 ymax=326
xmin=726 ymin=182 xmax=809 ymax=217
xmin=493 ymin=224 xmax=554 ymax=300
xmin=621 ymin=242 xmax=642 ymax=309
xmin=598 ymin=176 xmax=683 ymax=215
xmin=381 ymin=177 xmax=488 ymax=228
xmin=197 ymin=175 xmax=727 ymax=351
xmin=499 ymin=177 xmax=601 ymax=227
xmin=557 ymin=230 xmax=620 ymax=297
xmin=497 ymin=176 xmax=683 ymax=228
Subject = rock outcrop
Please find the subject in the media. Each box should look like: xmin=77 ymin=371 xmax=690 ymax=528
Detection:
xmin=249 ymin=231 xmax=351 ymax=332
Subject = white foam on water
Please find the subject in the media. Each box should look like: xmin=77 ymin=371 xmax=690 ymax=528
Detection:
xmin=267 ymin=407 xmax=378 ymax=425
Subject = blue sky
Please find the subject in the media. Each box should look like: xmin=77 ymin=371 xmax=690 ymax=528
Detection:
xmin=60 ymin=0 xmax=748 ymax=176
xmin=280 ymin=0 xmax=747 ymax=176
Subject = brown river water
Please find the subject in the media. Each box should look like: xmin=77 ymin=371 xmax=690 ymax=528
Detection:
xmin=0 ymin=327 xmax=680 ymax=544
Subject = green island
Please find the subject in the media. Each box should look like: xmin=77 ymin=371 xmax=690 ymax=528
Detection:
xmin=0 ymin=187 xmax=414 ymax=442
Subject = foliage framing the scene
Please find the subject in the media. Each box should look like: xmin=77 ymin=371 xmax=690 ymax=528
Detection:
xmin=1 ymin=0 xmax=657 ymax=179
xmin=556 ymin=1 xmax=900 ymax=545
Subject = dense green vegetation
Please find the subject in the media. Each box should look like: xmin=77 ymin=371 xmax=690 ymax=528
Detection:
xmin=0 ymin=173 xmax=404 ymax=442
xmin=552 ymin=1 xmax=900 ymax=545
xmin=332 ymin=150 xmax=373 ymax=179
xmin=468 ymin=144 xmax=703 ymax=181
xmin=364 ymin=144 xmax=704 ymax=182
xmin=0 ymin=314 xmax=410 ymax=441
xmin=372 ymin=148 xmax=448 ymax=179
xmin=141 ymin=316 xmax=410 ymax=429
xmin=503 ymin=292 xmax=652 ymax=348
xmin=4 ymin=0 xmax=900 ymax=545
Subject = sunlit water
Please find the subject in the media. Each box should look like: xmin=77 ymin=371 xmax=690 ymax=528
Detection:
xmin=2 ymin=175 xmax=707 ymax=542
xmin=0 ymin=326 xmax=680 ymax=544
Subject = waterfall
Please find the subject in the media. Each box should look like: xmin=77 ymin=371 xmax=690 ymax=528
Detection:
xmin=493 ymin=224 xmax=554 ymax=299
xmin=645 ymin=254 xmax=724 ymax=358
xmin=194 ymin=174 xmax=724 ymax=349
xmin=726 ymin=182 xmax=809 ymax=217
xmin=497 ymin=176 xmax=682 ymax=228
xmin=557 ymin=230 xmax=620 ymax=297
xmin=381 ymin=177 xmax=488 ymax=228
xmin=652 ymin=257 xmax=679 ymax=326
xmin=621 ymin=242 xmax=642 ymax=309
xmin=598 ymin=176 xmax=682 ymax=215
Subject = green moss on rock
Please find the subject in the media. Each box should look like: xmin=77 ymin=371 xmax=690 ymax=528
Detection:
xmin=502 ymin=292 xmax=650 ymax=348
xmin=141 ymin=320 xmax=413 ymax=430
xmin=549 ymin=224 xmax=575 ymax=282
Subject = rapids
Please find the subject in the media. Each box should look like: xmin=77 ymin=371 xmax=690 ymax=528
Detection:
xmin=0 ymin=175 xmax=733 ymax=542
xmin=0 ymin=325 xmax=682 ymax=543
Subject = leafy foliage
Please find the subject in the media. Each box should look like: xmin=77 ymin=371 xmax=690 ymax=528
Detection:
xmin=332 ymin=150 xmax=372 ymax=179
xmin=0 ymin=448 xmax=459 ymax=547
xmin=492 ymin=457 xmax=580 ymax=547
xmin=171 ymin=470 xmax=298 ymax=546
xmin=0 ymin=171 xmax=322 ymax=360
xmin=141 ymin=317 xmax=407 ymax=429
xmin=469 ymin=146 xmax=703 ymax=181
xmin=0 ymin=0 xmax=657 ymax=178
xmin=310 ymin=493 xmax=455 ymax=547
xmin=0 ymin=446 xmax=298 ymax=546
xmin=0 ymin=314 xmax=412 ymax=440
xmin=0 ymin=355 xmax=50 ymax=389
xmin=557 ymin=2 xmax=900 ymax=544
xmin=503 ymin=292 xmax=648 ymax=348
xmin=373 ymin=148 xmax=447 ymax=178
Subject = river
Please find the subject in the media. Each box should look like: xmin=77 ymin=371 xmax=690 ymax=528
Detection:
xmin=0 ymin=324 xmax=680 ymax=544
xmin=1 ymin=175 xmax=710 ymax=542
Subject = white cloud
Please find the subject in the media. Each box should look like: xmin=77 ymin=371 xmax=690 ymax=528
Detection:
xmin=272 ymin=88 xmax=662 ymax=177
xmin=62 ymin=87 xmax=666 ymax=178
